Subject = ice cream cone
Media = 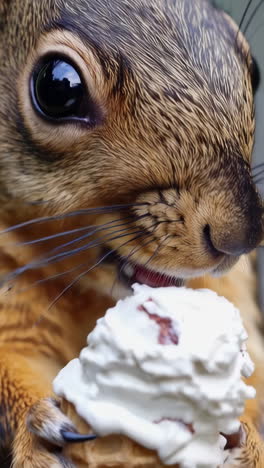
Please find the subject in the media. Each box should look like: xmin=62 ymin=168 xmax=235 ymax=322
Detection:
xmin=61 ymin=399 xmax=180 ymax=468
xmin=54 ymin=286 xmax=254 ymax=467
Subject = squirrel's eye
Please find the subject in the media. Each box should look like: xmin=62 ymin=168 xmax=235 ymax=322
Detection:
xmin=31 ymin=55 xmax=93 ymax=123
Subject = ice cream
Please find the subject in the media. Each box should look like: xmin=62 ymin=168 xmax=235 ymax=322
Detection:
xmin=53 ymin=285 xmax=255 ymax=468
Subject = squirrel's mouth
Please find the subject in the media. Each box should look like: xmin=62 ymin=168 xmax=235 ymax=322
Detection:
xmin=101 ymin=248 xmax=184 ymax=289
xmin=118 ymin=260 xmax=184 ymax=288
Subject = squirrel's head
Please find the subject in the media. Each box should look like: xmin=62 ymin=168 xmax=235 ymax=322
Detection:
xmin=0 ymin=0 xmax=263 ymax=296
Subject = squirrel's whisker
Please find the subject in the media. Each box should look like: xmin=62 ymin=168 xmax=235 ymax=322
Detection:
xmin=254 ymin=177 xmax=264 ymax=185
xmin=0 ymin=203 xmax=148 ymax=235
xmin=12 ymin=214 xmax=147 ymax=247
xmin=143 ymin=234 xmax=173 ymax=270
xmin=6 ymin=220 xmax=151 ymax=294
xmin=242 ymin=0 xmax=264 ymax=36
xmin=235 ymin=0 xmax=253 ymax=48
xmin=143 ymin=236 xmax=176 ymax=286
xmin=110 ymin=235 xmax=156 ymax=296
xmin=34 ymin=231 xmax=151 ymax=325
xmin=252 ymin=162 xmax=264 ymax=172
xmin=6 ymin=263 xmax=88 ymax=295
xmin=110 ymin=232 xmax=176 ymax=296
xmin=49 ymin=216 xmax=148 ymax=255
xmin=2 ymin=227 xmax=153 ymax=285
xmin=252 ymin=170 xmax=264 ymax=180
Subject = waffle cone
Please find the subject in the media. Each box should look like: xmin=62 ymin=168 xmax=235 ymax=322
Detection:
xmin=61 ymin=399 xmax=180 ymax=468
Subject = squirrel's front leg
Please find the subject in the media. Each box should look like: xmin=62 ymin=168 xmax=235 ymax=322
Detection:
xmin=0 ymin=349 xmax=76 ymax=468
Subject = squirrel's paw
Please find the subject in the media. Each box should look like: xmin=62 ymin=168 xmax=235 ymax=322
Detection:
xmin=223 ymin=419 xmax=264 ymax=467
xmin=27 ymin=397 xmax=77 ymax=446
xmin=12 ymin=398 xmax=76 ymax=468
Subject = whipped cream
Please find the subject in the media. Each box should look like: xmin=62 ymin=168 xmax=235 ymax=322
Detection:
xmin=53 ymin=285 xmax=255 ymax=467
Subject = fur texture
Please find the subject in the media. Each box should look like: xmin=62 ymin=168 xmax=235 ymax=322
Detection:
xmin=0 ymin=0 xmax=263 ymax=466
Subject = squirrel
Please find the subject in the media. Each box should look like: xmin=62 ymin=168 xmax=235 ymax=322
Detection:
xmin=0 ymin=0 xmax=264 ymax=466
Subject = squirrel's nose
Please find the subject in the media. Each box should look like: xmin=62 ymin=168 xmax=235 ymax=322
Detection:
xmin=203 ymin=222 xmax=262 ymax=257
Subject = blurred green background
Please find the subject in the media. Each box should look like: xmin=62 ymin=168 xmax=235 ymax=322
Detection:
xmin=212 ymin=1 xmax=264 ymax=310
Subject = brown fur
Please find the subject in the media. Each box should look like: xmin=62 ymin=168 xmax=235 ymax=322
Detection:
xmin=0 ymin=0 xmax=264 ymax=466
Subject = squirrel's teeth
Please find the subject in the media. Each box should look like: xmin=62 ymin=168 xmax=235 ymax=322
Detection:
xmin=122 ymin=263 xmax=135 ymax=278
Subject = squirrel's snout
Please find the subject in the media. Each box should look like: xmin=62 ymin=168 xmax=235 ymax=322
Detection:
xmin=135 ymin=182 xmax=263 ymax=277
xmin=203 ymin=221 xmax=262 ymax=258
xmin=202 ymin=185 xmax=263 ymax=258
